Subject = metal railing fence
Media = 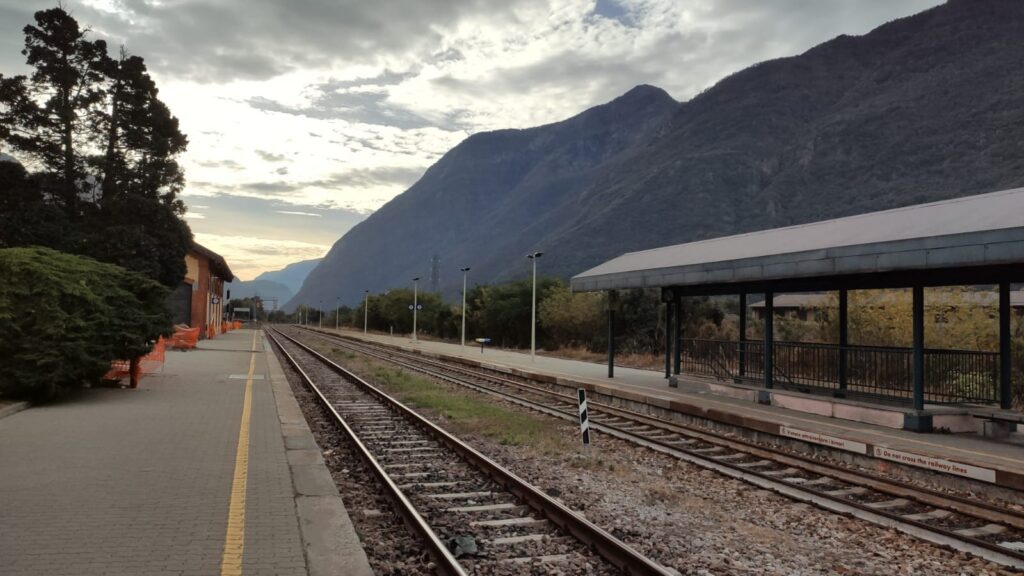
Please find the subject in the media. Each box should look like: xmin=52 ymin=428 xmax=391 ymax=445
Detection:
xmin=678 ymin=338 xmax=999 ymax=404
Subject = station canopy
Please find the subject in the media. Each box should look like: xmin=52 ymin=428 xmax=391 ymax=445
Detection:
xmin=571 ymin=186 xmax=1024 ymax=295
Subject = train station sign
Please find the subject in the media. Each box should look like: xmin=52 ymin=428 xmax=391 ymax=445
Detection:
xmin=780 ymin=426 xmax=867 ymax=454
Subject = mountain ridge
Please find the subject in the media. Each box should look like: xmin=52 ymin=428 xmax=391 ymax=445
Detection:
xmin=290 ymin=0 xmax=1024 ymax=309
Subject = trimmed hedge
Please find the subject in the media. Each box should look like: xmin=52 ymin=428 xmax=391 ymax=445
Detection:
xmin=0 ymin=247 xmax=170 ymax=400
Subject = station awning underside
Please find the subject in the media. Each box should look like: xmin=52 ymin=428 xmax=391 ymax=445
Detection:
xmin=571 ymin=187 xmax=1024 ymax=295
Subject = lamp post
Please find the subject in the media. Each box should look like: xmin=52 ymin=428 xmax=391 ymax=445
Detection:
xmin=412 ymin=277 xmax=420 ymax=341
xmin=335 ymin=297 xmax=340 ymax=331
xmin=460 ymin=267 xmax=471 ymax=347
xmin=363 ymin=290 xmax=369 ymax=334
xmin=527 ymin=252 xmax=543 ymax=361
xmin=318 ymin=300 xmax=322 ymax=329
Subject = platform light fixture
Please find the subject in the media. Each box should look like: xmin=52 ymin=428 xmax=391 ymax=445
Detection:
xmin=335 ymin=297 xmax=340 ymax=331
xmin=363 ymin=290 xmax=369 ymax=334
xmin=460 ymin=267 xmax=471 ymax=347
xmin=527 ymin=252 xmax=543 ymax=361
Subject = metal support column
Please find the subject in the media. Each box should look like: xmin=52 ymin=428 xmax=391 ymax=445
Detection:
xmin=1000 ymin=282 xmax=1012 ymax=410
xmin=738 ymin=293 xmax=747 ymax=378
xmin=664 ymin=301 xmax=673 ymax=379
xmin=764 ymin=291 xmax=774 ymax=389
xmin=607 ymin=308 xmax=616 ymax=379
xmin=912 ymin=286 xmax=925 ymax=411
xmin=839 ymin=289 xmax=849 ymax=392
xmin=673 ymin=297 xmax=682 ymax=375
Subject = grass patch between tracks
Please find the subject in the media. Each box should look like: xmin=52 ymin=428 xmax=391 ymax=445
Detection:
xmin=309 ymin=339 xmax=572 ymax=452
xmin=373 ymin=365 xmax=565 ymax=449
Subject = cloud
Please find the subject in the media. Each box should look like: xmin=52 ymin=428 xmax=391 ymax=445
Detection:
xmin=277 ymin=210 xmax=322 ymax=217
xmin=1 ymin=0 xmax=531 ymax=83
xmin=193 ymin=232 xmax=329 ymax=281
xmin=0 ymin=0 xmax=944 ymax=281
xmin=197 ymin=159 xmax=244 ymax=170
xmin=223 ymin=167 xmax=421 ymax=195
xmin=256 ymin=150 xmax=287 ymax=162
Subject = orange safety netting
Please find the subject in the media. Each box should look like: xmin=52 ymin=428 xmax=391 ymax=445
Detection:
xmin=206 ymin=323 xmax=217 ymax=340
xmin=232 ymin=321 xmax=242 ymax=329
xmin=170 ymin=326 xmax=201 ymax=349
xmin=103 ymin=337 xmax=167 ymax=387
xmin=221 ymin=321 xmax=229 ymax=334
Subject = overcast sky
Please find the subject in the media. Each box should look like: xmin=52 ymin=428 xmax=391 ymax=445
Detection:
xmin=0 ymin=0 xmax=940 ymax=279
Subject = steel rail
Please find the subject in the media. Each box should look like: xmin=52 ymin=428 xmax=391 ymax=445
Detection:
xmin=271 ymin=328 xmax=674 ymax=576
xmin=266 ymin=329 xmax=467 ymax=576
xmin=295 ymin=327 xmax=1024 ymax=569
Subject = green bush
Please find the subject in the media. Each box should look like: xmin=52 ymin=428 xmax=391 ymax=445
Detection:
xmin=0 ymin=247 xmax=171 ymax=400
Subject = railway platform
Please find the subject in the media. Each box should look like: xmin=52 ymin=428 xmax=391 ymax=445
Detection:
xmin=331 ymin=328 xmax=1024 ymax=495
xmin=0 ymin=328 xmax=371 ymax=576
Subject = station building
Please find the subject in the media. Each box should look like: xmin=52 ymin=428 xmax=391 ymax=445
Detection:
xmin=169 ymin=242 xmax=234 ymax=338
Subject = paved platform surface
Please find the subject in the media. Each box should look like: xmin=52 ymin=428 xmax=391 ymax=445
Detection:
xmin=329 ymin=327 xmax=1024 ymax=484
xmin=0 ymin=328 xmax=371 ymax=576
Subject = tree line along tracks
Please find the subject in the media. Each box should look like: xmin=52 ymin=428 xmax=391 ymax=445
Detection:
xmin=290 ymin=326 xmax=1024 ymax=571
xmin=266 ymin=328 xmax=673 ymax=576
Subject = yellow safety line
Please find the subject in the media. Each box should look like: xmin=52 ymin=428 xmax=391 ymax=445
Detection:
xmin=220 ymin=330 xmax=258 ymax=576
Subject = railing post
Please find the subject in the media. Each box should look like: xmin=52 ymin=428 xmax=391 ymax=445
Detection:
xmin=764 ymin=291 xmax=774 ymax=389
xmin=1000 ymin=282 xmax=1012 ymax=409
xmin=839 ymin=289 xmax=848 ymax=392
xmin=912 ymin=286 xmax=925 ymax=411
xmin=673 ymin=297 xmax=682 ymax=375
xmin=664 ymin=300 xmax=672 ymax=379
xmin=607 ymin=296 xmax=616 ymax=379
xmin=738 ymin=292 xmax=747 ymax=378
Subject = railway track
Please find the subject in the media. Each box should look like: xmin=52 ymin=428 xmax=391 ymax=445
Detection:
xmin=266 ymin=328 xmax=673 ymax=576
xmin=291 ymin=326 xmax=1024 ymax=570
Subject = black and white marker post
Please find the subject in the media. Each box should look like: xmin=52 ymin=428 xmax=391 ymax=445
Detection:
xmin=577 ymin=389 xmax=591 ymax=450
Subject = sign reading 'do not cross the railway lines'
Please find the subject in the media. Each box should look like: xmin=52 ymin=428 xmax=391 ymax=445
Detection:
xmin=872 ymin=446 xmax=997 ymax=483
xmin=577 ymin=389 xmax=590 ymax=446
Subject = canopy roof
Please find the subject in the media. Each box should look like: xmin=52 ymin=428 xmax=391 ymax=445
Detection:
xmin=572 ymin=187 xmax=1024 ymax=294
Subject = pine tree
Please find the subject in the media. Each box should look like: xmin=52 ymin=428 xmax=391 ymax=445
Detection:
xmin=1 ymin=7 xmax=109 ymax=216
xmin=86 ymin=49 xmax=192 ymax=287
xmin=0 ymin=7 xmax=193 ymax=288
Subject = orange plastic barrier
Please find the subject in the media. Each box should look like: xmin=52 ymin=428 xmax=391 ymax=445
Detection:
xmin=221 ymin=322 xmax=229 ymax=334
xmin=232 ymin=321 xmax=242 ymax=330
xmin=138 ymin=337 xmax=166 ymax=377
xmin=206 ymin=323 xmax=216 ymax=340
xmin=103 ymin=337 xmax=167 ymax=387
xmin=170 ymin=326 xmax=201 ymax=349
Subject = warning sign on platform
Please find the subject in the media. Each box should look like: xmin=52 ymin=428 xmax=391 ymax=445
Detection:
xmin=780 ymin=426 xmax=868 ymax=454
xmin=872 ymin=446 xmax=996 ymax=483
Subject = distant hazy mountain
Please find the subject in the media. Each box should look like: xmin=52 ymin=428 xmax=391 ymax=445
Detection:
xmin=227 ymin=279 xmax=293 ymax=306
xmin=256 ymin=258 xmax=321 ymax=294
xmin=290 ymin=0 xmax=1024 ymax=309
